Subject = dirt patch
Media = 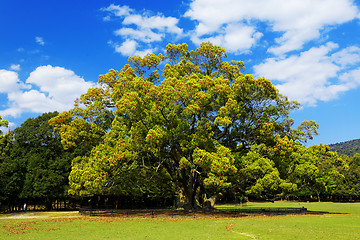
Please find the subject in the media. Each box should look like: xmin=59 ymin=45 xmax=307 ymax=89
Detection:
xmin=2 ymin=221 xmax=38 ymax=234
xmin=225 ymin=223 xmax=235 ymax=232
xmin=45 ymin=228 xmax=60 ymax=231
xmin=1 ymin=213 xmax=81 ymax=235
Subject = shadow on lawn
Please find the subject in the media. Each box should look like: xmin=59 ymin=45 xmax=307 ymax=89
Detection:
xmin=78 ymin=207 xmax=348 ymax=218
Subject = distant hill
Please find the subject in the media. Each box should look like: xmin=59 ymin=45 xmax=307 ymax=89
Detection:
xmin=329 ymin=139 xmax=360 ymax=156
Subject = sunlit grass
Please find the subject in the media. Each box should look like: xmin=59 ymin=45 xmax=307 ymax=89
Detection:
xmin=1 ymin=202 xmax=359 ymax=240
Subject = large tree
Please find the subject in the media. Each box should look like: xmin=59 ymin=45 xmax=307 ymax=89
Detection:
xmin=51 ymin=42 xmax=319 ymax=209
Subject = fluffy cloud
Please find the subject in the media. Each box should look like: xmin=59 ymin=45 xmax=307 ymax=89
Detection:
xmin=185 ymin=0 xmax=359 ymax=55
xmin=113 ymin=39 xmax=138 ymax=56
xmin=101 ymin=4 xmax=132 ymax=18
xmin=35 ymin=36 xmax=45 ymax=46
xmin=0 ymin=65 xmax=94 ymax=117
xmin=102 ymin=1 xmax=358 ymax=56
xmin=339 ymin=68 xmax=360 ymax=88
xmin=102 ymin=4 xmax=183 ymax=56
xmin=0 ymin=70 xmax=21 ymax=93
xmin=115 ymin=28 xmax=163 ymax=43
xmin=254 ymin=43 xmax=360 ymax=105
xmin=191 ymin=23 xmax=263 ymax=54
xmin=98 ymin=1 xmax=360 ymax=107
xmin=10 ymin=64 xmax=21 ymax=71
xmin=109 ymin=39 xmax=155 ymax=57
xmin=27 ymin=65 xmax=93 ymax=101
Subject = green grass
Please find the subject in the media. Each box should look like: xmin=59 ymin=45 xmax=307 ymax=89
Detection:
xmin=1 ymin=202 xmax=359 ymax=239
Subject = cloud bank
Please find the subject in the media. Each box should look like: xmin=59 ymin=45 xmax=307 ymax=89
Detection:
xmin=102 ymin=4 xmax=183 ymax=56
xmin=3 ymin=0 xmax=359 ymax=122
xmin=185 ymin=0 xmax=358 ymax=55
xmin=0 ymin=66 xmax=94 ymax=117
xmin=254 ymin=43 xmax=360 ymax=105
xmin=100 ymin=0 xmax=360 ymax=106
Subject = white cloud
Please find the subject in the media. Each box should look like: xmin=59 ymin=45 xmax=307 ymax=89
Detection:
xmin=102 ymin=4 xmax=183 ymax=56
xmin=191 ymin=23 xmax=263 ymax=54
xmin=0 ymin=66 xmax=94 ymax=117
xmin=0 ymin=70 xmax=21 ymax=93
xmin=114 ymin=39 xmax=138 ymax=56
xmin=339 ymin=67 xmax=360 ymax=87
xmin=184 ymin=0 xmax=359 ymax=55
xmin=27 ymin=65 xmax=93 ymax=101
xmin=10 ymin=64 xmax=21 ymax=71
xmin=254 ymin=43 xmax=360 ymax=105
xmin=112 ymin=39 xmax=155 ymax=57
xmin=115 ymin=28 xmax=163 ymax=43
xmin=35 ymin=36 xmax=45 ymax=46
xmin=122 ymin=14 xmax=183 ymax=35
xmin=331 ymin=46 xmax=360 ymax=68
xmin=101 ymin=4 xmax=132 ymax=18
xmin=9 ymin=90 xmax=60 ymax=113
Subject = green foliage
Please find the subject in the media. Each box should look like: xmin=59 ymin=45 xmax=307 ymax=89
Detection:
xmin=329 ymin=138 xmax=360 ymax=156
xmin=0 ymin=115 xmax=9 ymax=133
xmin=332 ymin=153 xmax=360 ymax=199
xmin=288 ymin=144 xmax=347 ymax=201
xmin=50 ymin=42 xmax=328 ymax=209
xmin=0 ymin=112 xmax=73 ymax=208
xmin=0 ymin=43 xmax=357 ymax=208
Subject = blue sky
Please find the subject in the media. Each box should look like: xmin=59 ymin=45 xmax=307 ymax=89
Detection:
xmin=1 ymin=0 xmax=360 ymax=145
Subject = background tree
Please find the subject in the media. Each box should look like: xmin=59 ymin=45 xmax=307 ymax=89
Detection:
xmin=288 ymin=144 xmax=347 ymax=202
xmin=0 ymin=112 xmax=73 ymax=210
xmin=0 ymin=116 xmax=20 ymax=209
xmin=333 ymin=153 xmax=360 ymax=200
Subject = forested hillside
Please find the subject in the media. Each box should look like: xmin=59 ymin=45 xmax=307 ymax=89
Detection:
xmin=329 ymin=139 xmax=360 ymax=156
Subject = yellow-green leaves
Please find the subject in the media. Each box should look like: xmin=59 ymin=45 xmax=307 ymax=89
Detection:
xmin=146 ymin=126 xmax=165 ymax=146
xmin=179 ymin=157 xmax=192 ymax=170
xmin=0 ymin=116 xmax=8 ymax=128
xmin=53 ymin=42 xmax=329 ymax=207
xmin=193 ymin=146 xmax=237 ymax=191
xmin=296 ymin=120 xmax=319 ymax=142
xmin=0 ymin=116 xmax=8 ymax=135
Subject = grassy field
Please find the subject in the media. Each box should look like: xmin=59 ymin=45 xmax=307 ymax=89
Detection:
xmin=0 ymin=201 xmax=359 ymax=239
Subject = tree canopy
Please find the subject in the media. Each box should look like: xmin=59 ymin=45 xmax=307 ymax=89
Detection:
xmin=49 ymin=42 xmax=329 ymax=209
xmin=0 ymin=43 xmax=357 ymax=211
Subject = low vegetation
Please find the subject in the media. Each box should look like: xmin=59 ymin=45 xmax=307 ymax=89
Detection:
xmin=0 ymin=201 xmax=359 ymax=239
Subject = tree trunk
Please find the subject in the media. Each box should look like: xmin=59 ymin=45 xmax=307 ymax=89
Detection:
xmin=45 ymin=197 xmax=53 ymax=210
xmin=203 ymin=193 xmax=223 ymax=209
xmin=317 ymin=192 xmax=321 ymax=202
xmin=177 ymin=188 xmax=193 ymax=210
xmin=175 ymin=168 xmax=199 ymax=210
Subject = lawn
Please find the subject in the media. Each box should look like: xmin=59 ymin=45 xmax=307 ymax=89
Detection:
xmin=0 ymin=201 xmax=359 ymax=240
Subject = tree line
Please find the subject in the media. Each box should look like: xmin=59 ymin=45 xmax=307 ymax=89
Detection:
xmin=1 ymin=43 xmax=359 ymax=211
xmin=0 ymin=113 xmax=76 ymax=211
xmin=330 ymin=139 xmax=360 ymax=156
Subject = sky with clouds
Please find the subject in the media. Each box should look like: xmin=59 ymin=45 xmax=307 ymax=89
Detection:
xmin=1 ymin=0 xmax=360 ymax=145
